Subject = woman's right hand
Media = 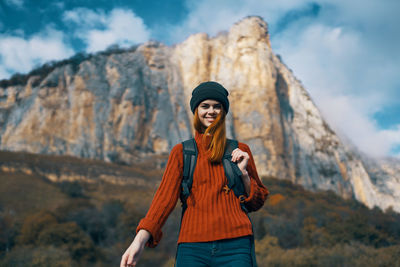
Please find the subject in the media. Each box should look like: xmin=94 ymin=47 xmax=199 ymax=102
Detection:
xmin=120 ymin=229 xmax=151 ymax=267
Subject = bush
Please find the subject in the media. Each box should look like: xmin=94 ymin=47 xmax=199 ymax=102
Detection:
xmin=0 ymin=245 xmax=75 ymax=267
xmin=37 ymin=221 xmax=97 ymax=262
xmin=59 ymin=181 xmax=85 ymax=198
xmin=17 ymin=211 xmax=58 ymax=245
xmin=0 ymin=212 xmax=18 ymax=252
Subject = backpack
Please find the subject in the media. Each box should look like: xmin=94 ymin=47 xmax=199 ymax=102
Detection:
xmin=179 ymin=138 xmax=249 ymax=216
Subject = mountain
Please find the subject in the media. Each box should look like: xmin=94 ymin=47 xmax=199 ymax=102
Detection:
xmin=0 ymin=16 xmax=399 ymax=212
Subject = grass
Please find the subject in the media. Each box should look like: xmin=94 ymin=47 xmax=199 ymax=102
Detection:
xmin=0 ymin=171 xmax=68 ymax=216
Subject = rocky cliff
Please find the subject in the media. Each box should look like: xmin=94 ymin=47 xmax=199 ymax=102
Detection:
xmin=1 ymin=16 xmax=399 ymax=212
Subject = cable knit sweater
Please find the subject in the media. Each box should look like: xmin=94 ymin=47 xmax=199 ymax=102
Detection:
xmin=136 ymin=130 xmax=269 ymax=247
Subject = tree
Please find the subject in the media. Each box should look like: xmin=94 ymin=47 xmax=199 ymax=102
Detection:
xmin=17 ymin=211 xmax=58 ymax=245
xmin=37 ymin=221 xmax=97 ymax=262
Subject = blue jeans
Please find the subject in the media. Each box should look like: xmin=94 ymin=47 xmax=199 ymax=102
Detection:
xmin=175 ymin=235 xmax=254 ymax=267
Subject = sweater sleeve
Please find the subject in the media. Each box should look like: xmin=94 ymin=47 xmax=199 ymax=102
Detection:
xmin=238 ymin=143 xmax=269 ymax=212
xmin=136 ymin=143 xmax=183 ymax=248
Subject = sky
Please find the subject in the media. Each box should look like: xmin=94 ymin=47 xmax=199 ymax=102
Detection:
xmin=0 ymin=0 xmax=399 ymax=158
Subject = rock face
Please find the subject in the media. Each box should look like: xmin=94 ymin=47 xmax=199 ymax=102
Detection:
xmin=0 ymin=16 xmax=399 ymax=212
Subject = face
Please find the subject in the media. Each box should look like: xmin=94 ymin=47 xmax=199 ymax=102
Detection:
xmin=197 ymin=99 xmax=222 ymax=129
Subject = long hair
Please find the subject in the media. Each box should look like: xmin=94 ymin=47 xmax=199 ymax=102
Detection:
xmin=194 ymin=108 xmax=227 ymax=163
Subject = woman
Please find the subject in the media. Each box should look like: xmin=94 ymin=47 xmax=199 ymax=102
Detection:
xmin=121 ymin=81 xmax=269 ymax=267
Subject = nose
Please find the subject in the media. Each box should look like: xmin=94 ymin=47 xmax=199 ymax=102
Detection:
xmin=208 ymin=107 xmax=217 ymax=114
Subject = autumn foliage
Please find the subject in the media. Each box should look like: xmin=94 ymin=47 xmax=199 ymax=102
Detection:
xmin=1 ymin=153 xmax=400 ymax=266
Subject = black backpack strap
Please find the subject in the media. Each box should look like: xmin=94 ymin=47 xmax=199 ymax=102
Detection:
xmin=223 ymin=139 xmax=243 ymax=187
xmin=180 ymin=138 xmax=249 ymax=214
xmin=223 ymin=139 xmax=249 ymax=213
xmin=180 ymin=138 xmax=197 ymax=215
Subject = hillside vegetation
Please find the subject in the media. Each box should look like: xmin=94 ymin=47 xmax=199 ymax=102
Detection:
xmin=1 ymin=151 xmax=399 ymax=266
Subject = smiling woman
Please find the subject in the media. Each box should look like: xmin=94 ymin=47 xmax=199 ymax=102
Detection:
xmin=197 ymin=100 xmax=222 ymax=129
xmin=120 ymin=81 xmax=269 ymax=267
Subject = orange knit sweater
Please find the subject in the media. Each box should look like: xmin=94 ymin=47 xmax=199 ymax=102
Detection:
xmin=136 ymin=131 xmax=269 ymax=247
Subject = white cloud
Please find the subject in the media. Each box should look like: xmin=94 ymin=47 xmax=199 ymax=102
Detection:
xmin=272 ymin=21 xmax=400 ymax=158
xmin=167 ymin=1 xmax=245 ymax=42
xmin=0 ymin=66 xmax=11 ymax=80
xmin=163 ymin=0 xmax=312 ymax=44
xmin=63 ymin=8 xmax=107 ymax=27
xmin=0 ymin=28 xmax=74 ymax=80
xmin=52 ymin=1 xmax=65 ymax=10
xmin=5 ymin=0 xmax=24 ymax=8
xmin=381 ymin=126 xmax=400 ymax=158
xmin=63 ymin=8 xmax=150 ymax=53
xmin=311 ymin=92 xmax=400 ymax=158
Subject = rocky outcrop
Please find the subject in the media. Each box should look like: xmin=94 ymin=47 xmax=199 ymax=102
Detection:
xmin=0 ymin=16 xmax=399 ymax=212
xmin=0 ymin=43 xmax=191 ymax=164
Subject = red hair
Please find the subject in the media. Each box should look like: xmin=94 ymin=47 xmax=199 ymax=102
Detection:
xmin=194 ymin=108 xmax=227 ymax=163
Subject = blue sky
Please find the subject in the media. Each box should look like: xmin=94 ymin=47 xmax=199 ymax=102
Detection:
xmin=0 ymin=0 xmax=399 ymax=158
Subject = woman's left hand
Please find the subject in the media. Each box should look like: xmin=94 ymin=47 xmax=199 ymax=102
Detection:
xmin=231 ymin=148 xmax=249 ymax=174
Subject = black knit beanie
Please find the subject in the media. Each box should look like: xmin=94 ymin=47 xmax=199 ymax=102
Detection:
xmin=190 ymin=81 xmax=229 ymax=114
